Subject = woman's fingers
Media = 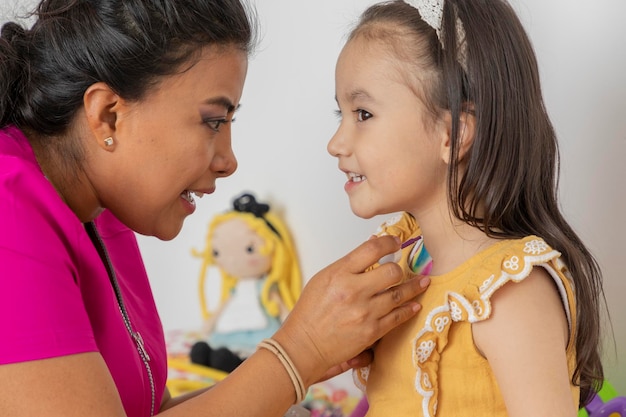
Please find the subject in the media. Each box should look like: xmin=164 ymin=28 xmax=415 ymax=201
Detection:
xmin=362 ymin=270 xmax=429 ymax=338
xmin=375 ymin=273 xmax=430 ymax=310
xmin=338 ymin=235 xmax=401 ymax=274
xmin=316 ymin=349 xmax=374 ymax=383
xmin=273 ymin=236 xmax=429 ymax=385
xmin=357 ymin=256 xmax=430 ymax=317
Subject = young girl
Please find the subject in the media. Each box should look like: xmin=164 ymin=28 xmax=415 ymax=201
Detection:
xmin=328 ymin=1 xmax=605 ymax=416
xmin=190 ymin=193 xmax=301 ymax=370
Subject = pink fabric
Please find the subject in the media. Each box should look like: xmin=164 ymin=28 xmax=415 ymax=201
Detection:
xmin=349 ymin=396 xmax=369 ymax=417
xmin=0 ymin=126 xmax=166 ymax=417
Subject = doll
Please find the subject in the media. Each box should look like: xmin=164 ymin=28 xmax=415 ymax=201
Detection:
xmin=190 ymin=193 xmax=302 ymax=372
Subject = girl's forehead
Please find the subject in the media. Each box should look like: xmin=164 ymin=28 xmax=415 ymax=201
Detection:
xmin=340 ymin=35 xmax=413 ymax=75
xmin=337 ymin=40 xmax=414 ymax=95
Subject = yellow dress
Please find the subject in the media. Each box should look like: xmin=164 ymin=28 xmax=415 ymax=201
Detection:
xmin=355 ymin=213 xmax=579 ymax=416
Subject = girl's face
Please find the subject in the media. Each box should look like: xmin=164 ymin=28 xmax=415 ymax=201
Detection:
xmin=328 ymin=37 xmax=449 ymax=220
xmin=210 ymin=218 xmax=273 ymax=279
xmin=89 ymin=46 xmax=248 ymax=240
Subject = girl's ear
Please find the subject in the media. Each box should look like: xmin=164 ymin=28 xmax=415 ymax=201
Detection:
xmin=82 ymin=82 xmax=124 ymax=151
xmin=440 ymin=107 xmax=476 ymax=165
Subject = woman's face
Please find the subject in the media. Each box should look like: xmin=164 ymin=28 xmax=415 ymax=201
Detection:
xmin=91 ymin=46 xmax=248 ymax=240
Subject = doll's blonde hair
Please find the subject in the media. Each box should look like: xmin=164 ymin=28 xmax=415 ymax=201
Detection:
xmin=192 ymin=205 xmax=302 ymax=321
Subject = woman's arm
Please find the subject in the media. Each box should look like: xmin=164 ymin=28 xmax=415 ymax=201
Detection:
xmin=160 ymin=386 xmax=212 ymax=412
xmin=0 ymin=235 xmax=427 ymax=417
xmin=472 ymin=267 xmax=577 ymax=417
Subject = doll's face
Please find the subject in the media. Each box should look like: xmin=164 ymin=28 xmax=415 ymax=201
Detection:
xmin=211 ymin=218 xmax=272 ymax=279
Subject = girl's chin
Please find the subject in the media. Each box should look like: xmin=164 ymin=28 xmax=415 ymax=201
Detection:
xmin=349 ymin=204 xmax=378 ymax=220
xmin=350 ymin=201 xmax=398 ymax=220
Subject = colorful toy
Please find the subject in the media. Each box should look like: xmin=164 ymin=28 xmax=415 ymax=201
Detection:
xmin=190 ymin=193 xmax=302 ymax=371
xmin=579 ymin=380 xmax=626 ymax=417
xmin=348 ymin=396 xmax=368 ymax=417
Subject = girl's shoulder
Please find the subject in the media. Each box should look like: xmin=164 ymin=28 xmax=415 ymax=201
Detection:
xmin=465 ymin=235 xmax=563 ymax=283
xmin=452 ymin=235 xmax=572 ymax=324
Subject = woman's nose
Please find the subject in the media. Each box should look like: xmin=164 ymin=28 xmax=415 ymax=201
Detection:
xmin=211 ymin=135 xmax=238 ymax=178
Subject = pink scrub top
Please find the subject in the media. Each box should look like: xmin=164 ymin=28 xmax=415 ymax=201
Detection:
xmin=0 ymin=126 xmax=167 ymax=417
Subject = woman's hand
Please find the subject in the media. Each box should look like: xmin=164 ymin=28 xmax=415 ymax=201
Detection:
xmin=153 ymin=235 xmax=429 ymax=417
xmin=314 ymin=348 xmax=373 ymax=383
xmin=273 ymin=235 xmax=430 ymax=386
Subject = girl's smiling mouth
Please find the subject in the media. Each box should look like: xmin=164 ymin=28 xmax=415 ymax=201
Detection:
xmin=348 ymin=172 xmax=367 ymax=183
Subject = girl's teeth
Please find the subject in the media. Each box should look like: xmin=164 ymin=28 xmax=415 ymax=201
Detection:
xmin=194 ymin=191 xmax=204 ymax=199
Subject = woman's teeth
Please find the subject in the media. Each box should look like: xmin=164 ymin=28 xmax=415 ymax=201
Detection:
xmin=182 ymin=190 xmax=196 ymax=205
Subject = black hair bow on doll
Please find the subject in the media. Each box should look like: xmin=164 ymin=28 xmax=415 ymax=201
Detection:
xmin=232 ymin=193 xmax=280 ymax=237
xmin=233 ymin=193 xmax=270 ymax=217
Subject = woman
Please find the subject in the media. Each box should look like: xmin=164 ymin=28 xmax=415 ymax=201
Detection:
xmin=0 ymin=1 xmax=429 ymax=416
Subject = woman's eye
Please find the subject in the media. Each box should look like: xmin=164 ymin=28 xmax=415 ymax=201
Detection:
xmin=355 ymin=109 xmax=373 ymax=122
xmin=204 ymin=118 xmax=229 ymax=132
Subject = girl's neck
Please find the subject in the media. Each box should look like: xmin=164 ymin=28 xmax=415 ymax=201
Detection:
xmin=412 ymin=208 xmax=499 ymax=276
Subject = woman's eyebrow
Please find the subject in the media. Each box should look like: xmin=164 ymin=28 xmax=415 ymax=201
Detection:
xmin=203 ymin=96 xmax=242 ymax=113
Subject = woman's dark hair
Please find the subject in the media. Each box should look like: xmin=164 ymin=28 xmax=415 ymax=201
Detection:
xmin=0 ymin=0 xmax=258 ymax=135
xmin=349 ymin=0 xmax=605 ymax=405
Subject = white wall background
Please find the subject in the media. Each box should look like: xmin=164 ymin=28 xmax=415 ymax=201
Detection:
xmin=4 ymin=0 xmax=625 ymax=394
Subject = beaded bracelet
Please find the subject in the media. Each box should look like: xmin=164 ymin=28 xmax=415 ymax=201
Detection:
xmin=257 ymin=338 xmax=307 ymax=404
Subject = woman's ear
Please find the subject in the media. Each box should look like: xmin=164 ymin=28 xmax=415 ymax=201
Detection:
xmin=440 ymin=107 xmax=476 ymax=165
xmin=82 ymin=82 xmax=122 ymax=150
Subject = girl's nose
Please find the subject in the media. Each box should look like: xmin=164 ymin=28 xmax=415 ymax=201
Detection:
xmin=327 ymin=127 xmax=345 ymax=157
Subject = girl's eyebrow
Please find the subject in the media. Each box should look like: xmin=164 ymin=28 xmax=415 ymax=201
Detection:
xmin=335 ymin=89 xmax=375 ymax=105
xmin=203 ymin=96 xmax=242 ymax=113
xmin=350 ymin=90 xmax=372 ymax=100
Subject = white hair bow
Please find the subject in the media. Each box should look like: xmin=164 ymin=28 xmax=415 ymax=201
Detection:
xmin=405 ymin=0 xmax=444 ymax=36
xmin=404 ymin=0 xmax=467 ymax=70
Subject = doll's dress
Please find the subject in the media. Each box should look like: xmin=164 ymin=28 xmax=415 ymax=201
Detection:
xmin=209 ymin=276 xmax=281 ymax=357
xmin=353 ymin=212 xmax=579 ymax=417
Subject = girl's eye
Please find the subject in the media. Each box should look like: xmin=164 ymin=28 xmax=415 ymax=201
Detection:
xmin=246 ymin=245 xmax=255 ymax=254
xmin=354 ymin=109 xmax=373 ymax=122
xmin=212 ymin=249 xmax=220 ymax=257
xmin=204 ymin=118 xmax=230 ymax=132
